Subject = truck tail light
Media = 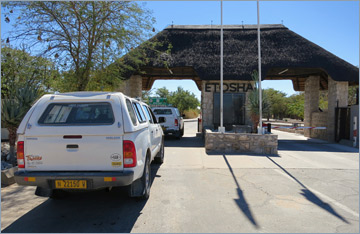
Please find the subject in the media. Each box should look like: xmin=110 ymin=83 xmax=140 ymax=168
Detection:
xmin=175 ymin=119 xmax=178 ymax=126
xmin=17 ymin=141 xmax=25 ymax=168
xmin=123 ymin=140 xmax=136 ymax=168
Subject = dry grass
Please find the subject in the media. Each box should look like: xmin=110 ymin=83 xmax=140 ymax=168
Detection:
xmin=183 ymin=109 xmax=200 ymax=119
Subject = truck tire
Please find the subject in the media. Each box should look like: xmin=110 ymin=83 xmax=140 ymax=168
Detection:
xmin=154 ymin=138 xmax=165 ymax=164
xmin=175 ymin=131 xmax=181 ymax=139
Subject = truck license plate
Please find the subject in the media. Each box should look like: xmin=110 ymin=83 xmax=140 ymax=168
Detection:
xmin=55 ymin=180 xmax=87 ymax=189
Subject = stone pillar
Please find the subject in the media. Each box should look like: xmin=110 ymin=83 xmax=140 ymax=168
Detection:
xmin=327 ymin=76 xmax=348 ymax=142
xmin=201 ymin=81 xmax=214 ymax=131
xmin=117 ymin=75 xmax=142 ymax=98
xmin=304 ymin=76 xmax=320 ymax=137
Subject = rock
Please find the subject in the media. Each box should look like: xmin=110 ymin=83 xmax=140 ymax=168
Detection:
xmin=1 ymin=166 xmax=18 ymax=186
xmin=1 ymin=161 xmax=13 ymax=170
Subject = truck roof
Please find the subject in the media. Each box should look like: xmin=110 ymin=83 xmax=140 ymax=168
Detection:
xmin=40 ymin=92 xmax=130 ymax=101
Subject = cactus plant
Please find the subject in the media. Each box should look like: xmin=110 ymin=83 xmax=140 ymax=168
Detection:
xmin=1 ymin=85 xmax=39 ymax=166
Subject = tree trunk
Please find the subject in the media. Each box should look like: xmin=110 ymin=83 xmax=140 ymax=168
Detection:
xmin=8 ymin=127 xmax=17 ymax=166
xmin=250 ymin=113 xmax=259 ymax=133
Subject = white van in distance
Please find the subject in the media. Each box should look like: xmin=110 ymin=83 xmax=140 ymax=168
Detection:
xmin=14 ymin=92 xmax=164 ymax=199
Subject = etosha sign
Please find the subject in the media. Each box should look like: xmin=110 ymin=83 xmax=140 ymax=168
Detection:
xmin=205 ymin=83 xmax=254 ymax=93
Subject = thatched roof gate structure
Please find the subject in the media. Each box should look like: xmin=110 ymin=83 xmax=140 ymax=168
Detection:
xmin=135 ymin=24 xmax=358 ymax=91
xmin=120 ymin=24 xmax=358 ymax=142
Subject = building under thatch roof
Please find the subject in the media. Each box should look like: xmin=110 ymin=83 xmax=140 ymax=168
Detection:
xmin=131 ymin=24 xmax=358 ymax=91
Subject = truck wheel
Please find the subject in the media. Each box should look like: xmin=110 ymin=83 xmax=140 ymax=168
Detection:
xmin=181 ymin=127 xmax=184 ymax=136
xmin=175 ymin=131 xmax=181 ymax=140
xmin=139 ymin=156 xmax=151 ymax=200
xmin=154 ymin=138 xmax=164 ymax=164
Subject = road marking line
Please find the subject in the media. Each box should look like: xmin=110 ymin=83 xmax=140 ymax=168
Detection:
xmin=273 ymin=168 xmax=359 ymax=218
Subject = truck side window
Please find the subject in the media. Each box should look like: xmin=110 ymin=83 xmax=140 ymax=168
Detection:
xmin=132 ymin=102 xmax=146 ymax=123
xmin=175 ymin=108 xmax=181 ymax=117
xmin=149 ymin=108 xmax=158 ymax=124
xmin=126 ymin=99 xmax=138 ymax=126
xmin=142 ymin=105 xmax=154 ymax=124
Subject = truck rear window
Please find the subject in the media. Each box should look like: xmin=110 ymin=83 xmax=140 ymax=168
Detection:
xmin=153 ymin=109 xmax=172 ymax=115
xmin=38 ymin=102 xmax=114 ymax=125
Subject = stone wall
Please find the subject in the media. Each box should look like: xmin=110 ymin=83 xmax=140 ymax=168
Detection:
xmin=201 ymin=80 xmax=253 ymax=132
xmin=205 ymin=129 xmax=278 ymax=155
xmin=310 ymin=111 xmax=328 ymax=140
xmin=117 ymin=75 xmax=142 ymax=98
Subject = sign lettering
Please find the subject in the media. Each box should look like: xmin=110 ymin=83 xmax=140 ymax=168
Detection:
xmin=205 ymin=83 xmax=253 ymax=93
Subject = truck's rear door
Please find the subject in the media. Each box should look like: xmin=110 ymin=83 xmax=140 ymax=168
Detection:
xmin=152 ymin=108 xmax=176 ymax=131
xmin=24 ymin=100 xmax=124 ymax=171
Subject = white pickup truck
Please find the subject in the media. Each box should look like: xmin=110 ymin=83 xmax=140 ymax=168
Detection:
xmin=151 ymin=106 xmax=184 ymax=139
xmin=14 ymin=92 xmax=164 ymax=199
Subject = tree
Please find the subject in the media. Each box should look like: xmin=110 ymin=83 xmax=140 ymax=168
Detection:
xmin=348 ymin=86 xmax=359 ymax=106
xmin=152 ymin=86 xmax=200 ymax=114
xmin=286 ymin=93 xmax=305 ymax=120
xmin=142 ymin=89 xmax=154 ymax=104
xmin=156 ymin=87 xmax=171 ymax=99
xmin=3 ymin=1 xmax=155 ymax=91
xmin=1 ymin=45 xmax=58 ymax=98
xmin=169 ymin=87 xmax=200 ymax=114
xmin=248 ymin=70 xmax=270 ymax=132
xmin=263 ymin=88 xmax=287 ymax=120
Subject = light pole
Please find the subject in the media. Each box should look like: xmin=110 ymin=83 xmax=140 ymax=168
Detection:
xmin=219 ymin=0 xmax=225 ymax=133
xmin=257 ymin=0 xmax=263 ymax=134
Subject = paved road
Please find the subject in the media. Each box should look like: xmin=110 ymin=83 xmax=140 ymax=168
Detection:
xmin=1 ymin=120 xmax=359 ymax=233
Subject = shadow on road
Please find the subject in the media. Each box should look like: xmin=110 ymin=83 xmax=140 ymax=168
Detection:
xmin=278 ymin=140 xmax=357 ymax=153
xmin=207 ymin=152 xmax=280 ymax=157
xmin=222 ymin=155 xmax=259 ymax=229
xmin=164 ymin=136 xmax=204 ymax=148
xmin=266 ymin=156 xmax=350 ymax=224
xmin=2 ymin=164 xmax=162 ymax=233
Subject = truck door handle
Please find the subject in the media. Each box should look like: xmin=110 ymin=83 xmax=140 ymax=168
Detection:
xmin=66 ymin=144 xmax=79 ymax=149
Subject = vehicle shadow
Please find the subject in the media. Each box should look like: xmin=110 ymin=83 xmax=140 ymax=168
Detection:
xmin=266 ymin=156 xmax=350 ymax=224
xmin=164 ymin=136 xmax=204 ymax=148
xmin=222 ymin=155 xmax=260 ymax=229
xmin=278 ymin=140 xmax=358 ymax=153
xmin=2 ymin=164 xmax=161 ymax=233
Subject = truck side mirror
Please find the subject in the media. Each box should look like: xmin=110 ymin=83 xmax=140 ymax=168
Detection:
xmin=158 ymin=117 xmax=166 ymax=123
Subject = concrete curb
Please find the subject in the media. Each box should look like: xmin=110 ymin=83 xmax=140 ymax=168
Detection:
xmin=183 ymin=118 xmax=199 ymax=122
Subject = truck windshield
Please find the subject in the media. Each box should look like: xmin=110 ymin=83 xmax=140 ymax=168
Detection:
xmin=153 ymin=109 xmax=172 ymax=115
xmin=38 ymin=102 xmax=115 ymax=125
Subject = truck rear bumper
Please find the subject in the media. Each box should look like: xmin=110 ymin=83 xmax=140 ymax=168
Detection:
xmin=14 ymin=170 xmax=134 ymax=190
xmin=164 ymin=129 xmax=178 ymax=135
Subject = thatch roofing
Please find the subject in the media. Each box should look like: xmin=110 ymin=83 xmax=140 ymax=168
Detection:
xmin=133 ymin=24 xmax=358 ymax=91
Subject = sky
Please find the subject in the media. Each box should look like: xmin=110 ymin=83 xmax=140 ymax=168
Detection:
xmin=1 ymin=1 xmax=359 ymax=101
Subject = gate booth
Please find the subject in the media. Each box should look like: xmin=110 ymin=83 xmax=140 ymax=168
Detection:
xmin=335 ymin=107 xmax=351 ymax=142
xmin=118 ymin=24 xmax=359 ymax=142
xmin=213 ymin=93 xmax=246 ymax=130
